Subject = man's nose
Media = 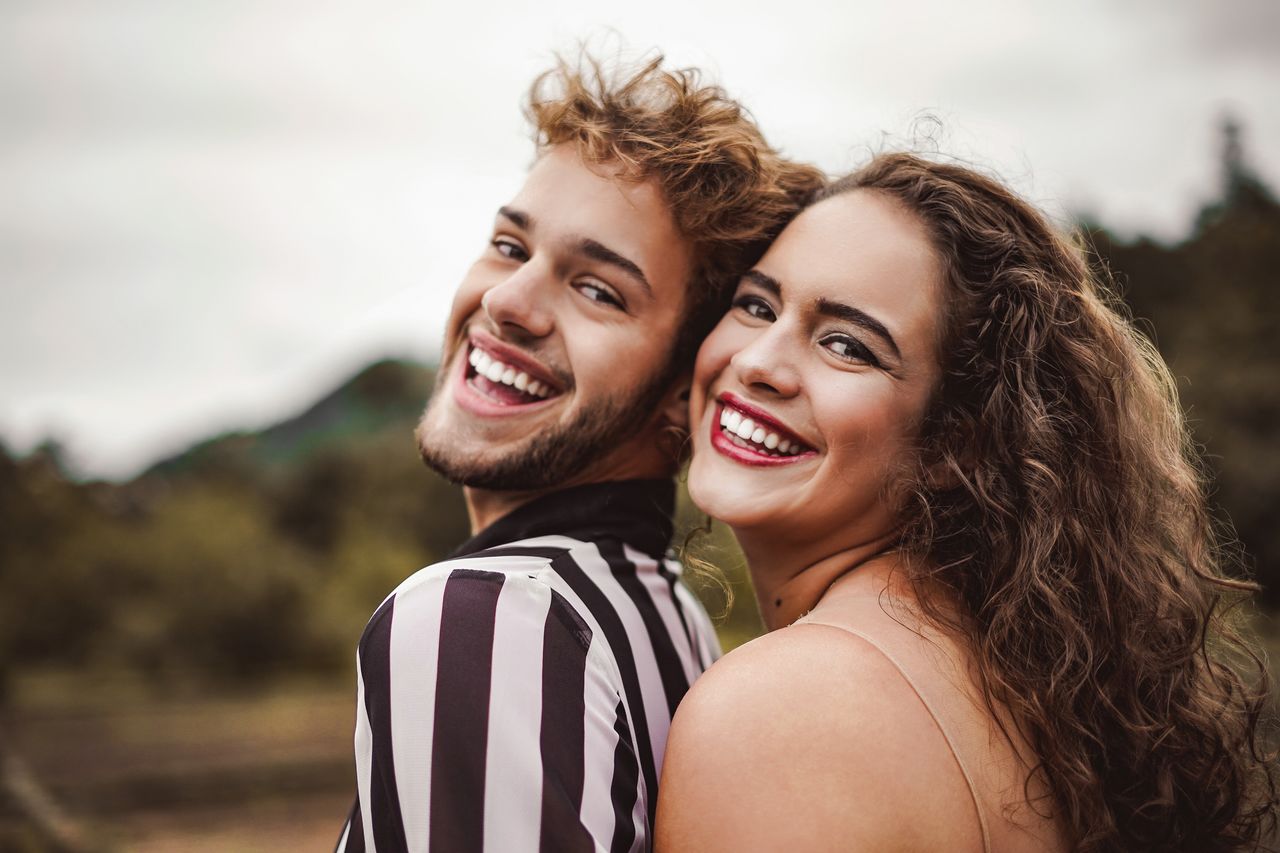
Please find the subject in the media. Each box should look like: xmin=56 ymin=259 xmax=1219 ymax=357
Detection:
xmin=480 ymin=261 xmax=555 ymax=340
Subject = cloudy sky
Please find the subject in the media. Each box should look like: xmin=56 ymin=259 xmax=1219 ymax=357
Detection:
xmin=3 ymin=0 xmax=1277 ymax=479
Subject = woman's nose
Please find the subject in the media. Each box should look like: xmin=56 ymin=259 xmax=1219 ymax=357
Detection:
xmin=730 ymin=330 xmax=801 ymax=398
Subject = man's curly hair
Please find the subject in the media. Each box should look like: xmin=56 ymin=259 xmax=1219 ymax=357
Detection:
xmin=526 ymin=52 xmax=824 ymax=366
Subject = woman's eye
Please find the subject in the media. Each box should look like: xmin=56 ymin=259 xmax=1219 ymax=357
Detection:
xmin=576 ymin=281 xmax=625 ymax=310
xmin=734 ymin=295 xmax=776 ymax=322
xmin=822 ymin=334 xmax=881 ymax=368
xmin=491 ymin=238 xmax=529 ymax=262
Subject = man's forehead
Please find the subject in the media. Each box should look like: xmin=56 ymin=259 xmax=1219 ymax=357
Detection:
xmin=512 ymin=146 xmax=657 ymax=215
xmin=509 ymin=146 xmax=691 ymax=242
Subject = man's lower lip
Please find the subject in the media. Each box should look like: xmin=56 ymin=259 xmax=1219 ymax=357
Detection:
xmin=709 ymin=418 xmax=808 ymax=467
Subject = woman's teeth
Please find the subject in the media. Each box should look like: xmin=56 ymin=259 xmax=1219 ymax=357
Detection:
xmin=719 ymin=406 xmax=801 ymax=456
xmin=469 ymin=347 xmax=553 ymax=398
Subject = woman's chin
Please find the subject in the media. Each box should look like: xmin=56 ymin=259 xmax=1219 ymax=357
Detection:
xmin=687 ymin=454 xmax=774 ymax=531
xmin=685 ymin=461 xmax=717 ymax=518
xmin=687 ymin=456 xmax=728 ymax=522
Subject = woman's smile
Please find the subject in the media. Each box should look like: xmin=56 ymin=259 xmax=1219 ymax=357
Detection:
xmin=709 ymin=392 xmax=817 ymax=466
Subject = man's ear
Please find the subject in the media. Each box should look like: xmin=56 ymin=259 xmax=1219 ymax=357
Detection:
xmin=652 ymin=373 xmax=693 ymax=466
xmin=656 ymin=372 xmax=693 ymax=434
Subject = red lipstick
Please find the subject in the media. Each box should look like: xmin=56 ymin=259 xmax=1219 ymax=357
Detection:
xmin=709 ymin=393 xmax=815 ymax=467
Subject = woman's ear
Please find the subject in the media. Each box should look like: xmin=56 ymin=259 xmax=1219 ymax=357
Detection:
xmin=924 ymin=456 xmax=963 ymax=491
xmin=921 ymin=425 xmax=978 ymax=494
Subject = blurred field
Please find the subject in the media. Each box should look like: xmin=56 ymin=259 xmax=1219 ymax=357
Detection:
xmin=1 ymin=672 xmax=354 ymax=851
xmin=2 ymin=614 xmax=1276 ymax=851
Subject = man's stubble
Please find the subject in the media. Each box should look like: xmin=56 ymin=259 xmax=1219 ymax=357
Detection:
xmin=416 ymin=350 xmax=679 ymax=492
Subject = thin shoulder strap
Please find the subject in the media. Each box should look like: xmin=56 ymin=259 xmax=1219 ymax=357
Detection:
xmin=799 ymin=608 xmax=993 ymax=853
xmin=804 ymin=582 xmax=1066 ymax=853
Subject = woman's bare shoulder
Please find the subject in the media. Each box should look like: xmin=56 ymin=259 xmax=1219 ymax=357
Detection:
xmin=670 ymin=622 xmax=910 ymax=725
xmin=655 ymin=624 xmax=983 ymax=852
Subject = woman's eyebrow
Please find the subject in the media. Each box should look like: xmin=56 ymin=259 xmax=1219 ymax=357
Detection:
xmin=743 ymin=269 xmax=901 ymax=358
xmin=815 ymin=298 xmax=900 ymax=358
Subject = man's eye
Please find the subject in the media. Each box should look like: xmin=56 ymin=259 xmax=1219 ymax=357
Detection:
xmin=733 ymin=295 xmax=776 ymax=322
xmin=821 ymin=334 xmax=881 ymax=368
xmin=491 ymin=238 xmax=529 ymax=262
xmin=575 ymin=281 xmax=625 ymax=310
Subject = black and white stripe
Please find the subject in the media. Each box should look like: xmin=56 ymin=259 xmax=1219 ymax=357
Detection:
xmin=336 ymin=481 xmax=719 ymax=853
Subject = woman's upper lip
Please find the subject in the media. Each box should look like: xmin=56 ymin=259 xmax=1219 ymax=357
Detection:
xmin=717 ymin=391 xmax=813 ymax=450
xmin=466 ymin=329 xmax=566 ymax=391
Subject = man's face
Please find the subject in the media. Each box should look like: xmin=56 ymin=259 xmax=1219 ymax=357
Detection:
xmin=416 ymin=145 xmax=694 ymax=490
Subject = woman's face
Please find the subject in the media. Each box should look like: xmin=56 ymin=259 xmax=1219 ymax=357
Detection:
xmin=688 ymin=189 xmax=945 ymax=547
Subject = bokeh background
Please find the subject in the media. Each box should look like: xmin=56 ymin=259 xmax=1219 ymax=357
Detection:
xmin=2 ymin=1 xmax=1278 ymax=849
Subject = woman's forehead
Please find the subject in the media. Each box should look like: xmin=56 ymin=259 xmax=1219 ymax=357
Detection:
xmin=759 ymin=191 xmax=944 ymax=349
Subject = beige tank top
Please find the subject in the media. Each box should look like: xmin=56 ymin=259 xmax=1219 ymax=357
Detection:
xmin=797 ymin=571 xmax=1068 ymax=853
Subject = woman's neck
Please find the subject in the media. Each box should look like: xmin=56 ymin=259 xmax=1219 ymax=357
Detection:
xmin=736 ymin=527 xmax=900 ymax=631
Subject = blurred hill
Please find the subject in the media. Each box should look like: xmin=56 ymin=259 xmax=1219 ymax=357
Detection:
xmin=1 ymin=119 xmax=1278 ymax=701
xmin=144 ymin=360 xmax=436 ymax=483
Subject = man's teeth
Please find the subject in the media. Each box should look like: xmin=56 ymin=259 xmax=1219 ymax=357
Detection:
xmin=719 ymin=406 xmax=801 ymax=456
xmin=468 ymin=347 xmax=552 ymax=398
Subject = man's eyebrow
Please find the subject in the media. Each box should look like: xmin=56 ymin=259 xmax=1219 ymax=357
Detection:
xmin=743 ymin=269 xmax=901 ymax=359
xmin=578 ymin=238 xmax=652 ymax=298
xmin=743 ymin=269 xmax=782 ymax=297
xmin=497 ymin=206 xmax=531 ymax=230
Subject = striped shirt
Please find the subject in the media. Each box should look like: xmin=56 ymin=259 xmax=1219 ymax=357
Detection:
xmin=336 ymin=479 xmax=720 ymax=853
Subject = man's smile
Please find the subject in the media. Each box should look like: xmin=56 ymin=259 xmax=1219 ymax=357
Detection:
xmin=451 ymin=329 xmax=568 ymax=416
xmin=467 ymin=346 xmax=556 ymax=402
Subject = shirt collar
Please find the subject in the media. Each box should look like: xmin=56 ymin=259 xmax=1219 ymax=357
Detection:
xmin=448 ymin=478 xmax=676 ymax=560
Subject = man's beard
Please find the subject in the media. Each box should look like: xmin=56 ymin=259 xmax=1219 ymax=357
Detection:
xmin=416 ymin=354 xmax=677 ymax=492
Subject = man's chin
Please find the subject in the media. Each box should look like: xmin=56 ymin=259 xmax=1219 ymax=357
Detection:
xmin=417 ymin=401 xmax=638 ymax=492
xmin=418 ymin=440 xmax=580 ymax=491
xmin=415 ymin=404 xmax=558 ymax=490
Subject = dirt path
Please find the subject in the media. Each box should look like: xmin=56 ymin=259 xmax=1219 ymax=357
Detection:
xmin=2 ymin=673 xmax=357 ymax=851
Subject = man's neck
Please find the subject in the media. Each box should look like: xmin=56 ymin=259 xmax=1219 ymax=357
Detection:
xmin=463 ymin=486 xmax=548 ymax=534
xmin=462 ymin=442 xmax=676 ymax=534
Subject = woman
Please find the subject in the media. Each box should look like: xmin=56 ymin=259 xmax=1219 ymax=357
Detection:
xmin=655 ymin=153 xmax=1277 ymax=852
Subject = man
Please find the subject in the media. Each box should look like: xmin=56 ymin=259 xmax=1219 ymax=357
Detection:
xmin=337 ymin=54 xmax=822 ymax=853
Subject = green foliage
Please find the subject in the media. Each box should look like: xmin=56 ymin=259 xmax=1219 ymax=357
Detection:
xmin=673 ymin=482 xmax=763 ymax=650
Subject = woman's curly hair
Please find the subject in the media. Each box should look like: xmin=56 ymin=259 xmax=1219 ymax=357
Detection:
xmin=818 ymin=153 xmax=1278 ymax=852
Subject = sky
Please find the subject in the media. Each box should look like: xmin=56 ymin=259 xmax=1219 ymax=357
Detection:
xmin=2 ymin=0 xmax=1278 ymax=480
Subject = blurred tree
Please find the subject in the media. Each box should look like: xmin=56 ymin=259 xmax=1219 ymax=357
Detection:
xmin=273 ymin=449 xmax=355 ymax=554
xmin=0 ymin=445 xmax=119 ymax=685
xmin=1087 ymin=115 xmax=1280 ymax=602
xmin=0 ymin=361 xmax=469 ymax=687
